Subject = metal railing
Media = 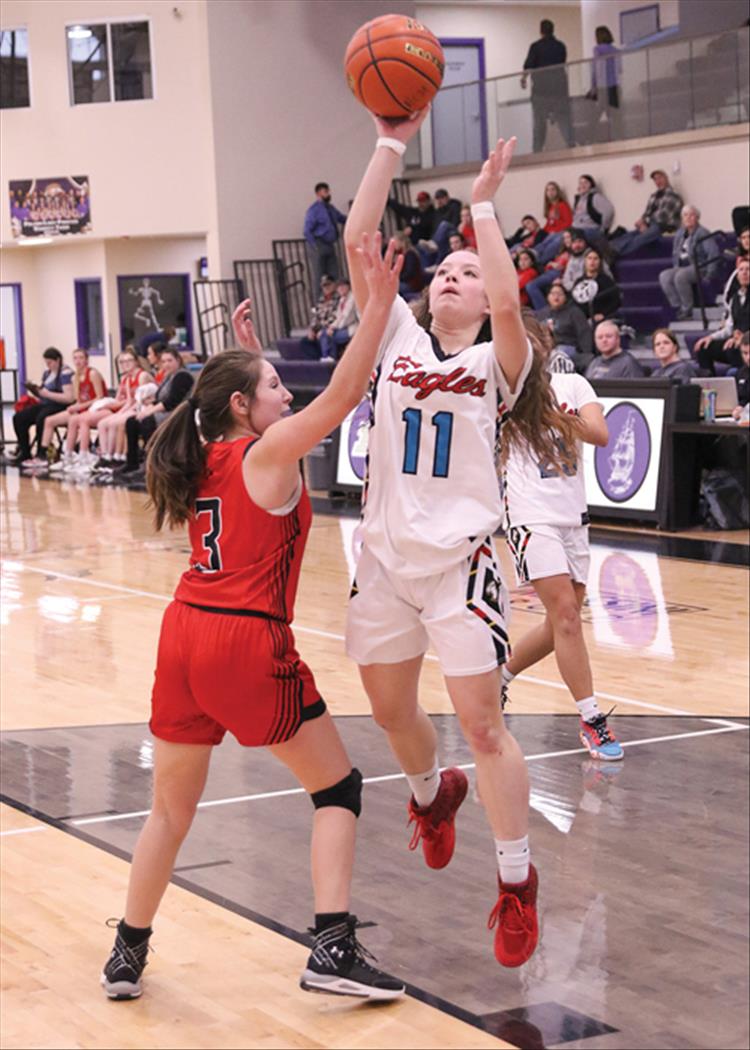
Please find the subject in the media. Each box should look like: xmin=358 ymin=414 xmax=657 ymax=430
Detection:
xmin=410 ymin=25 xmax=749 ymax=168
xmin=193 ymin=279 xmax=244 ymax=358
xmin=233 ymin=258 xmax=287 ymax=347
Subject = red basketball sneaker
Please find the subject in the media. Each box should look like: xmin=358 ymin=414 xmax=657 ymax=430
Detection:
xmin=487 ymin=864 xmax=539 ymax=967
xmin=406 ymin=767 xmax=468 ymax=869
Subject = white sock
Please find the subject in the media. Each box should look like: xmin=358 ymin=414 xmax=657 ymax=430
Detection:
xmin=576 ymin=696 xmax=601 ymax=723
xmin=501 ymin=665 xmax=515 ymax=686
xmin=405 ymin=760 xmax=441 ymax=808
xmin=495 ymin=835 xmax=530 ymax=885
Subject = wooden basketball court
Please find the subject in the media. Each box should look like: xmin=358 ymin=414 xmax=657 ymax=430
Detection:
xmin=1 ymin=469 xmax=748 ymax=1050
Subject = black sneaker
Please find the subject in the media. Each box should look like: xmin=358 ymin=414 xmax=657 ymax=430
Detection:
xmin=101 ymin=919 xmax=151 ymax=1000
xmin=300 ymin=916 xmax=405 ymax=1000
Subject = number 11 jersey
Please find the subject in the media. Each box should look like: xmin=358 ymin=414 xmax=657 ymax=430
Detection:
xmin=361 ymin=296 xmax=532 ymax=578
xmin=174 ymin=437 xmax=311 ymax=621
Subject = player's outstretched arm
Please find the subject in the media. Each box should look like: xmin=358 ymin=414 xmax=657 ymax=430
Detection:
xmin=231 ymin=299 xmax=263 ymax=353
xmin=244 ymin=233 xmax=402 ymax=509
xmin=471 ymin=137 xmax=528 ymax=392
xmin=345 ymin=108 xmax=429 ymax=314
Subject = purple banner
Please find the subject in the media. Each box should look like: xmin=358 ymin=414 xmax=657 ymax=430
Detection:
xmin=9 ymin=176 xmax=91 ymax=238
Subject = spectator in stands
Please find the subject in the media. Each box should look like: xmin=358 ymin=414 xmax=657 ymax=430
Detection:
xmin=387 ymin=191 xmax=436 ymax=247
xmin=13 ymin=348 xmax=74 ymax=467
xmin=561 ymin=228 xmax=590 ymax=292
xmin=138 ymin=325 xmax=176 ymax=358
xmin=685 ymin=247 xmax=750 ymax=358
xmin=571 ymin=248 xmax=622 ymax=322
xmin=535 ymin=280 xmax=593 ymax=372
xmin=458 ymin=205 xmax=477 ymax=249
xmin=433 ymin=188 xmax=461 ymax=229
xmin=610 ymin=170 xmax=684 ymax=257
xmin=303 ymin=181 xmax=347 ymax=290
xmin=658 ymin=204 xmax=721 ymax=320
xmin=120 ymin=348 xmax=194 ymax=476
xmin=521 ymin=19 xmax=574 ymax=151
xmin=691 ymin=257 xmax=750 ymax=373
xmin=586 ymin=26 xmax=622 ymax=141
xmin=34 ymin=348 xmax=107 ymax=470
xmin=527 ymin=229 xmax=573 ymax=309
xmin=731 ymin=331 xmax=749 ymax=419
xmin=88 ymin=348 xmax=151 ymax=474
xmin=299 ymin=275 xmax=340 ymax=359
xmin=516 ymin=250 xmax=540 ymax=307
xmin=585 ymin=321 xmax=645 ymax=380
xmin=571 ymin=175 xmax=615 ymax=252
xmin=392 ymin=230 xmax=425 ymax=297
xmin=649 ymin=328 xmax=699 ymax=381
xmin=320 ymin=278 xmax=358 ymax=360
xmin=506 ymin=215 xmax=547 ymax=257
xmin=535 ymin=181 xmax=573 ymax=264
xmin=145 ymin=343 xmax=167 ymax=382
xmin=522 ymin=307 xmax=575 ymax=374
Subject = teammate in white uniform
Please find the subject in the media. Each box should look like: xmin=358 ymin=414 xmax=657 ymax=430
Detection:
xmin=502 ymin=349 xmax=624 ymax=760
xmin=344 ymin=115 xmax=558 ymax=969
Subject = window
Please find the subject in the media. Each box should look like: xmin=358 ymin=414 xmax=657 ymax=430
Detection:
xmin=67 ymin=21 xmax=152 ymax=105
xmin=0 ymin=28 xmax=30 ymax=109
xmin=75 ymin=279 xmax=105 ymax=354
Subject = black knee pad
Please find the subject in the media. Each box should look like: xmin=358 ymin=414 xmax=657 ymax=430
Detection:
xmin=310 ymin=767 xmax=363 ymax=818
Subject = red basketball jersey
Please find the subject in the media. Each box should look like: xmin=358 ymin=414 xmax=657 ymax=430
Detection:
xmin=78 ymin=366 xmax=99 ymax=402
xmin=174 ymin=438 xmax=311 ymax=621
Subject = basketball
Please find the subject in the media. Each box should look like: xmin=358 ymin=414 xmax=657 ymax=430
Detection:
xmin=344 ymin=14 xmax=444 ymax=118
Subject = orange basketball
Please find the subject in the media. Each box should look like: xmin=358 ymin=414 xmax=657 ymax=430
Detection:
xmin=344 ymin=14 xmax=444 ymax=118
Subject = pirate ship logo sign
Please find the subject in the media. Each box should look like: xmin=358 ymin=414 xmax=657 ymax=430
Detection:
xmin=595 ymin=402 xmax=651 ymax=502
xmin=347 ymin=398 xmax=372 ymax=480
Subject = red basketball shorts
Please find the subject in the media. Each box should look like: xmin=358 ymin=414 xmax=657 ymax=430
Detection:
xmin=150 ymin=600 xmax=325 ymax=747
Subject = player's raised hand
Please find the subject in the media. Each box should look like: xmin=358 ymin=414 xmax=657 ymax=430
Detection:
xmin=231 ymin=298 xmax=262 ymax=353
xmin=371 ymin=104 xmax=431 ymax=145
xmin=471 ymin=137 xmax=517 ymax=204
xmin=357 ymin=231 xmax=404 ymax=305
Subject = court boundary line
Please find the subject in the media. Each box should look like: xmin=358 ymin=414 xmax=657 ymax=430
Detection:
xmin=2 ymin=721 xmax=746 ymax=836
xmin=4 ymin=560 xmax=748 ymax=728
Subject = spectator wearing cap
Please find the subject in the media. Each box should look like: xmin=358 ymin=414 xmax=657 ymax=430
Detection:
xmin=649 ymin=328 xmax=699 ymax=382
xmin=433 ymin=188 xmax=461 ymax=229
xmin=585 ymin=321 xmax=645 ymax=380
xmin=387 ymin=191 xmax=436 ymax=247
xmin=610 ymin=170 xmax=684 ymax=257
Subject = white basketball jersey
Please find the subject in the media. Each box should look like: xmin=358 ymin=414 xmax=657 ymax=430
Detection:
xmin=503 ymin=372 xmax=600 ymax=528
xmin=360 ymin=296 xmax=532 ymax=577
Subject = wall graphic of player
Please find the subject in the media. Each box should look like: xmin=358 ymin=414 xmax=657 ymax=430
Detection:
xmin=607 ymin=408 xmax=636 ymax=497
xmin=129 ymin=277 xmax=165 ymax=329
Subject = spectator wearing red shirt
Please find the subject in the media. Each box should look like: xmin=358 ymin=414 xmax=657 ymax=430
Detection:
xmin=517 ymin=249 xmax=540 ymax=307
xmin=507 ymin=215 xmax=548 ymax=258
xmin=526 ymin=229 xmax=573 ymax=310
xmin=459 ymin=205 xmax=477 ymax=250
xmin=543 ymin=181 xmax=573 ymax=234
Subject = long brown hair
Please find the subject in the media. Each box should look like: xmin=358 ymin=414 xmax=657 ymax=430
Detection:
xmin=146 ymin=350 xmax=264 ymax=530
xmin=542 ymin=180 xmax=568 ymax=221
xmin=501 ymin=311 xmax=585 ymax=473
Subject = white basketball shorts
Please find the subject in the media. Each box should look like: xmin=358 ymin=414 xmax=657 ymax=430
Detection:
xmin=505 ymin=523 xmax=590 ymax=586
xmin=345 ymin=539 xmax=510 ymax=676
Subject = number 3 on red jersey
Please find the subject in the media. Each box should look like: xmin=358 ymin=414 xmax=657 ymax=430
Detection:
xmin=194 ymin=497 xmax=223 ymax=571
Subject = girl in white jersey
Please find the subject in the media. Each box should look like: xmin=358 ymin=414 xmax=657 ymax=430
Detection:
xmin=502 ymin=317 xmax=623 ymax=760
xmin=344 ymin=114 xmax=559 ymax=968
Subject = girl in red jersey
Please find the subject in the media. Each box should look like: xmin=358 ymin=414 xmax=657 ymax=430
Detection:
xmin=101 ymin=234 xmax=406 ymax=1004
xmin=33 ymin=348 xmax=106 ymax=469
xmin=91 ymin=348 xmax=151 ymax=472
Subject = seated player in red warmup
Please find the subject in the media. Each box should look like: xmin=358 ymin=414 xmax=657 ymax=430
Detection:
xmin=101 ymin=233 xmax=407 ymax=1003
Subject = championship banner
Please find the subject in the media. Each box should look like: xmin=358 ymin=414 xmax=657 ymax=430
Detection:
xmin=9 ymin=176 xmax=91 ymax=238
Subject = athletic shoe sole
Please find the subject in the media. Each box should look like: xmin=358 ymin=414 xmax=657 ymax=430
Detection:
xmin=100 ymin=971 xmax=143 ymax=1000
xmin=299 ymin=970 xmax=405 ymax=1000
xmin=579 ymin=732 xmax=624 ymax=762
